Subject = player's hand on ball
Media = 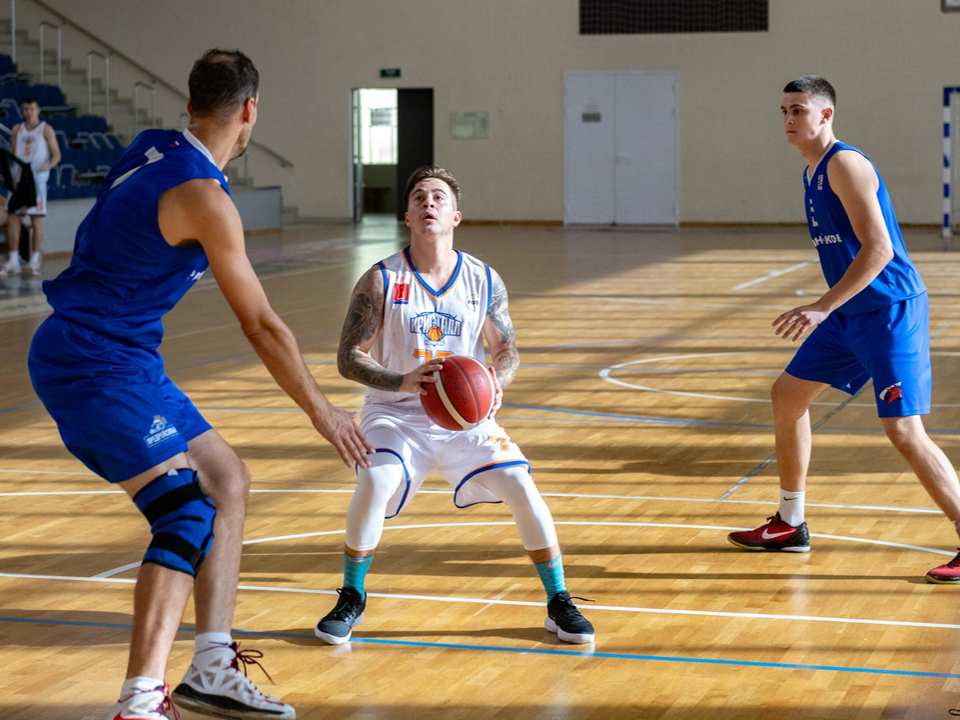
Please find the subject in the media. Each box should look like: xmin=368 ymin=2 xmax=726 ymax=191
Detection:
xmin=773 ymin=303 xmax=830 ymax=342
xmin=486 ymin=366 xmax=503 ymax=419
xmin=317 ymin=406 xmax=374 ymax=468
xmin=401 ymin=358 xmax=445 ymax=395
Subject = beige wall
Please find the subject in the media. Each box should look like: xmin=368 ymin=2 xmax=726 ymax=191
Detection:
xmin=34 ymin=0 xmax=960 ymax=224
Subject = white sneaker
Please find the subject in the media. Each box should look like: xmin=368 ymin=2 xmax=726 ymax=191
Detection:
xmin=0 ymin=260 xmax=20 ymax=277
xmin=107 ymin=682 xmax=178 ymax=720
xmin=172 ymin=642 xmax=295 ymax=719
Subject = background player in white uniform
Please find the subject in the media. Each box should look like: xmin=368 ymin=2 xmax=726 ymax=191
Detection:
xmin=314 ymin=165 xmax=595 ymax=645
xmin=2 ymin=97 xmax=60 ymax=276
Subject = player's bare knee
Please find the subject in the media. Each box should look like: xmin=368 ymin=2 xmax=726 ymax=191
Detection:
xmin=771 ymin=376 xmax=809 ymax=418
xmin=883 ymin=419 xmax=927 ymax=456
xmin=200 ymin=459 xmax=251 ymax=513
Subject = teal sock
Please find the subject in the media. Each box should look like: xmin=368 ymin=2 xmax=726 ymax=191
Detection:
xmin=535 ymin=554 xmax=567 ymax=602
xmin=344 ymin=553 xmax=374 ymax=599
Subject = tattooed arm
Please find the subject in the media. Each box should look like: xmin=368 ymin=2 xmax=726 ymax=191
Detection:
xmin=482 ymin=267 xmax=520 ymax=389
xmin=337 ymin=266 xmax=441 ymax=394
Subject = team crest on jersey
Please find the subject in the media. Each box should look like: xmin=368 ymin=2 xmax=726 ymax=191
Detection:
xmin=393 ymin=278 xmax=410 ymax=304
xmin=879 ymin=382 xmax=903 ymax=404
xmin=144 ymin=415 xmax=179 ymax=448
xmin=817 ymin=174 xmax=824 ymax=191
xmin=410 ymin=311 xmax=462 ymax=345
xmin=466 ymin=294 xmax=481 ymax=309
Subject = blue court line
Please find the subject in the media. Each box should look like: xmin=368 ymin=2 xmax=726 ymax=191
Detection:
xmin=0 ymin=400 xmax=41 ymax=416
xmin=1 ymin=615 xmax=956 ymax=679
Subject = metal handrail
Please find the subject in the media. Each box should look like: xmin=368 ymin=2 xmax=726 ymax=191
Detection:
xmin=14 ymin=0 xmax=295 ymax=169
xmin=134 ymin=81 xmax=155 ymax=135
xmin=86 ymin=50 xmax=109 ymax=122
xmin=38 ymin=19 xmax=60 ymax=87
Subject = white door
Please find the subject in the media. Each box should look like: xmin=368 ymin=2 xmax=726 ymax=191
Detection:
xmin=564 ymin=71 xmax=679 ymax=225
xmin=563 ymin=73 xmax=616 ymax=224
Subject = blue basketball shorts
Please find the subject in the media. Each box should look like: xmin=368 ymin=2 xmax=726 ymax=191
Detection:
xmin=28 ymin=314 xmax=211 ymax=483
xmin=784 ymin=294 xmax=931 ymax=418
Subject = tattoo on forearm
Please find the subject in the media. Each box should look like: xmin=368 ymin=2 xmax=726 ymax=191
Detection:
xmin=488 ymin=272 xmax=520 ymax=389
xmin=337 ymin=269 xmax=404 ymax=392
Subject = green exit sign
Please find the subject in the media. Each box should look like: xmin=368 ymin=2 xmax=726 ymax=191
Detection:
xmin=380 ymin=68 xmax=401 ymax=78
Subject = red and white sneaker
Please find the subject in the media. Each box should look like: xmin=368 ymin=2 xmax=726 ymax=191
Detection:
xmin=172 ymin=642 xmax=295 ymax=719
xmin=108 ymin=682 xmax=179 ymax=720
xmin=926 ymin=550 xmax=960 ymax=584
xmin=727 ymin=513 xmax=810 ymax=552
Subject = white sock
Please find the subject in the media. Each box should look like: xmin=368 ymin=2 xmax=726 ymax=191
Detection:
xmin=779 ymin=489 xmax=806 ymax=526
xmin=7 ymin=253 xmax=19 ymax=266
xmin=119 ymin=676 xmax=164 ymax=700
xmin=29 ymin=251 xmax=40 ymax=268
xmin=193 ymin=631 xmax=233 ymax=669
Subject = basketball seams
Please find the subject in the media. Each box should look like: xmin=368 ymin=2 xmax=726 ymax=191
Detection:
xmin=433 ymin=367 xmax=472 ymax=429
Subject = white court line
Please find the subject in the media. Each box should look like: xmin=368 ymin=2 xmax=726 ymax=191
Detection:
xmin=86 ymin=520 xmax=956 ymax=579
xmin=0 ymin=487 xmax=944 ymax=516
xmin=4 ymin=569 xmax=960 ymax=633
xmin=731 ymin=262 xmax=813 ymax=291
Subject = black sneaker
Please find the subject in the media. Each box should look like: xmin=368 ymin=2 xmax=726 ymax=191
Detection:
xmin=314 ymin=587 xmax=366 ymax=645
xmin=545 ymin=591 xmax=595 ymax=644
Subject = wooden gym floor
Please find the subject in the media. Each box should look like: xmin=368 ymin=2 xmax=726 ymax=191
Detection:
xmin=2 ymin=219 xmax=960 ymax=719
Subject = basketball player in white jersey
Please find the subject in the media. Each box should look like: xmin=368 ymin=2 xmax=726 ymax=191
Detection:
xmin=315 ymin=166 xmax=595 ymax=645
xmin=2 ymin=97 xmax=60 ymax=276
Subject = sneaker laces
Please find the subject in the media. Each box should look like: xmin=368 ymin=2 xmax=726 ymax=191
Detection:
xmin=329 ymin=587 xmax=362 ymax=621
xmin=944 ymin=550 xmax=960 ymax=569
xmin=554 ymin=594 xmax=594 ymax=618
xmin=228 ymin=642 xmax=275 ymax=689
xmin=159 ymin=684 xmax=181 ymax=720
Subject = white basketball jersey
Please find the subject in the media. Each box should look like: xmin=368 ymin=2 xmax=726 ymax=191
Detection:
xmin=15 ymin=121 xmax=50 ymax=171
xmin=365 ymin=247 xmax=492 ymax=408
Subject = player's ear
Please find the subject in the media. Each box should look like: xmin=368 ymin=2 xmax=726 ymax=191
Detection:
xmin=452 ymin=210 xmax=462 ymax=227
xmin=821 ymin=106 xmax=833 ymax=124
xmin=404 ymin=211 xmax=411 ymax=227
xmin=187 ymin=99 xmax=193 ymax=116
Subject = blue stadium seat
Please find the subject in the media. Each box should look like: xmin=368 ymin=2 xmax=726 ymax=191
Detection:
xmin=80 ymin=184 xmax=99 ymax=198
xmin=58 ymin=164 xmax=75 ymax=187
xmin=66 ymin=185 xmax=82 ymax=199
xmin=65 ymin=116 xmax=80 ymax=136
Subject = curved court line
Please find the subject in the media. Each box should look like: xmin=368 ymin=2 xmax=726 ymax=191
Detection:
xmin=4 ymin=571 xmax=960 ymax=634
xmin=0 ymin=616 xmax=955 ymax=680
xmin=85 ymin=520 xmax=955 ymax=579
xmin=600 ymin=352 xmax=960 ymax=409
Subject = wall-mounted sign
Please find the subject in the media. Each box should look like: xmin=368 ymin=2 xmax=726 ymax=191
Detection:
xmin=380 ymin=68 xmax=401 ymax=78
xmin=450 ymin=112 xmax=489 ymax=139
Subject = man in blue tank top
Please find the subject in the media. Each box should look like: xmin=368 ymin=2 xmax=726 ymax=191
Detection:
xmin=29 ymin=50 xmax=372 ymax=720
xmin=727 ymin=76 xmax=960 ymax=583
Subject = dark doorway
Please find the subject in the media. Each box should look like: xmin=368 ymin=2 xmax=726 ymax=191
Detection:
xmin=396 ymin=88 xmax=434 ymax=220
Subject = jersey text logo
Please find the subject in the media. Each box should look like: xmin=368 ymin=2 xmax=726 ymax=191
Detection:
xmin=410 ymin=311 xmax=462 ymax=345
xmin=879 ymin=382 xmax=903 ymax=404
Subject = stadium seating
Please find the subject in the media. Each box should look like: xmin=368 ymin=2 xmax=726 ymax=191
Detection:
xmin=0 ymin=55 xmax=125 ymax=200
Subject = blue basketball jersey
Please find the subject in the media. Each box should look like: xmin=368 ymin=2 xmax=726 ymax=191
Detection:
xmin=804 ymin=141 xmax=925 ymax=316
xmin=42 ymin=129 xmax=230 ymax=349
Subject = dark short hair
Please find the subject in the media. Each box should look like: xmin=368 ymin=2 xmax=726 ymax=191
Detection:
xmin=403 ymin=166 xmax=461 ymax=209
xmin=21 ymin=97 xmax=39 ymax=107
xmin=783 ymin=76 xmax=836 ymax=107
xmin=188 ymin=49 xmax=259 ymax=119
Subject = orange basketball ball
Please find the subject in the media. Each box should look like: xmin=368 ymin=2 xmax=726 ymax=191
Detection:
xmin=420 ymin=355 xmax=494 ymax=431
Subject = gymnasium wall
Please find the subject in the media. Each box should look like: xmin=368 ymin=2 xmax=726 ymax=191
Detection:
xmin=38 ymin=0 xmax=960 ymax=225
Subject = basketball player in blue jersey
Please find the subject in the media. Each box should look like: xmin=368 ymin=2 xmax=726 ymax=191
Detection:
xmin=29 ymin=50 xmax=372 ymax=720
xmin=728 ymin=76 xmax=960 ymax=583
xmin=313 ymin=166 xmax=595 ymax=646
